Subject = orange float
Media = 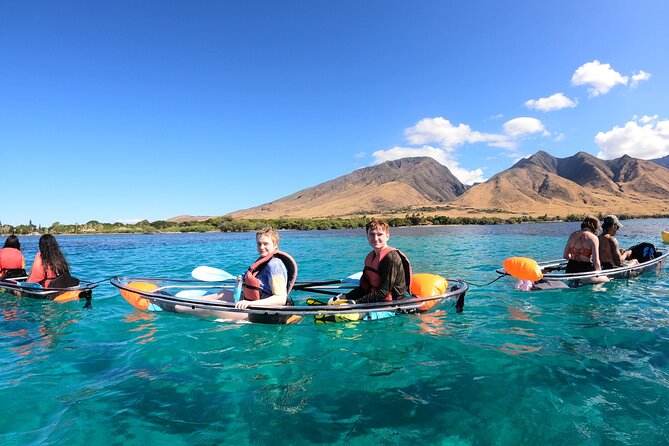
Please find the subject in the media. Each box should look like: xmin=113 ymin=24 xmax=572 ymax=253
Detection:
xmin=503 ymin=257 xmax=543 ymax=281
xmin=53 ymin=290 xmax=81 ymax=303
xmin=410 ymin=273 xmax=448 ymax=312
xmin=120 ymin=281 xmax=159 ymax=311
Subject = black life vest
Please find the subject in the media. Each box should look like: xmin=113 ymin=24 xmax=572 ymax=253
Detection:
xmin=359 ymin=247 xmax=412 ymax=302
xmin=242 ymin=251 xmax=297 ymax=301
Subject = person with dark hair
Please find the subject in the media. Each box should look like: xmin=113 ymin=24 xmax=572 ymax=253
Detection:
xmin=0 ymin=235 xmax=26 ymax=279
xmin=27 ymin=234 xmax=78 ymax=287
xmin=599 ymin=215 xmax=638 ymax=270
xmin=562 ymin=216 xmax=608 ymax=282
xmin=331 ymin=219 xmax=412 ymax=304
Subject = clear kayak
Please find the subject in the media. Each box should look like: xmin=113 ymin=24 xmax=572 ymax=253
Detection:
xmin=110 ymin=276 xmax=468 ymax=324
xmin=0 ymin=278 xmax=98 ymax=304
xmin=496 ymin=249 xmax=668 ymax=290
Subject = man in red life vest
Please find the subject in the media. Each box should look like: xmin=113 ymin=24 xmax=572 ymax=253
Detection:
xmin=332 ymin=219 xmax=411 ymax=304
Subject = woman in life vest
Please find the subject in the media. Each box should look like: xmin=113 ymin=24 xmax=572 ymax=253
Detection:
xmin=562 ymin=215 xmax=608 ymax=283
xmin=332 ymin=219 xmax=411 ymax=304
xmin=179 ymin=226 xmax=297 ymax=323
xmin=27 ymin=234 xmax=72 ymax=287
xmin=0 ymin=235 xmax=26 ymax=279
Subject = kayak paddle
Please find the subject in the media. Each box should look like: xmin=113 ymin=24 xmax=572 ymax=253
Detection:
xmin=191 ymin=266 xmax=236 ymax=282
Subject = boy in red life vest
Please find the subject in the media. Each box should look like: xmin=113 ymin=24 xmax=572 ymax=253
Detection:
xmin=332 ymin=219 xmax=411 ymax=304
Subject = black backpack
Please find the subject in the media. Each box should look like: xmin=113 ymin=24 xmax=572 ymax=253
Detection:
xmin=628 ymin=242 xmax=657 ymax=263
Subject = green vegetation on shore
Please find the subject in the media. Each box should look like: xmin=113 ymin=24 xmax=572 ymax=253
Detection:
xmin=2 ymin=213 xmax=668 ymax=236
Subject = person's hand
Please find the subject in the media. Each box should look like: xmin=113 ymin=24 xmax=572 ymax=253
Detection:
xmin=327 ymin=294 xmax=345 ymax=305
xmin=235 ymin=300 xmax=252 ymax=309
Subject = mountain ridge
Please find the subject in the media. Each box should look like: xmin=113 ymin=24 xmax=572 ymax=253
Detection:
xmin=172 ymin=151 xmax=669 ymax=221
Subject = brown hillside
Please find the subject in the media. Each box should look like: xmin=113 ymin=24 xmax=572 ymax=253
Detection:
xmin=228 ymin=157 xmax=467 ymax=218
xmin=453 ymin=151 xmax=669 ymax=216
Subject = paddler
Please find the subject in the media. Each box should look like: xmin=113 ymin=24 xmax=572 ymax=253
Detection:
xmin=179 ymin=226 xmax=297 ymax=323
xmin=331 ymin=219 xmax=411 ymax=304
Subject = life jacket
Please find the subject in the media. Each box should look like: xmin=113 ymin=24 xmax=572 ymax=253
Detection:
xmin=242 ymin=251 xmax=298 ymax=301
xmin=29 ymin=253 xmax=60 ymax=288
xmin=38 ymin=272 xmax=59 ymax=288
xmin=359 ymin=247 xmax=412 ymax=302
xmin=0 ymin=248 xmax=25 ymax=277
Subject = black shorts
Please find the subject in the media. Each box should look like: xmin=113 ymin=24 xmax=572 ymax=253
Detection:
xmin=566 ymin=259 xmax=595 ymax=273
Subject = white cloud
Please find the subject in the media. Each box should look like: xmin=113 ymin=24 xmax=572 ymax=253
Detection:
xmin=354 ymin=151 xmax=366 ymax=159
xmin=630 ymin=70 xmax=651 ymax=88
xmin=373 ymin=116 xmax=551 ymax=184
xmin=372 ymin=145 xmax=486 ymax=185
xmin=405 ymin=117 xmax=479 ymax=149
xmin=405 ymin=117 xmax=518 ymax=150
xmin=503 ymin=117 xmax=549 ymax=137
xmin=595 ymin=115 xmax=669 ymax=159
xmin=637 ymin=114 xmax=657 ymax=124
xmin=525 ymin=92 xmax=577 ymax=112
xmin=571 ymin=60 xmax=628 ymax=97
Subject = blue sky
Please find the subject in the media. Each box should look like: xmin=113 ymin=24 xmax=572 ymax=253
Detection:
xmin=2 ymin=1 xmax=668 ymax=227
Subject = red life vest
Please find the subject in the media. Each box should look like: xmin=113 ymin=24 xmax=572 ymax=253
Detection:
xmin=242 ymin=251 xmax=298 ymax=301
xmin=0 ymin=247 xmax=25 ymax=272
xmin=359 ymin=247 xmax=412 ymax=302
xmin=27 ymin=252 xmax=59 ymax=287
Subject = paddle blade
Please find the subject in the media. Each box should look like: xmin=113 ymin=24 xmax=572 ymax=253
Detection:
xmin=20 ymin=282 xmax=42 ymax=289
xmin=342 ymin=272 xmax=362 ymax=284
xmin=175 ymin=289 xmax=209 ymax=298
xmin=191 ymin=266 xmax=235 ymax=282
xmin=503 ymin=257 xmax=543 ymax=281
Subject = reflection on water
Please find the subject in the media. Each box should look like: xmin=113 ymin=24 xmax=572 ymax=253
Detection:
xmin=1 ymin=296 xmax=81 ymax=363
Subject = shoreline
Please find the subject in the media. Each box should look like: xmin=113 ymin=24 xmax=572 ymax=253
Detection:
xmin=3 ymin=213 xmax=668 ymax=237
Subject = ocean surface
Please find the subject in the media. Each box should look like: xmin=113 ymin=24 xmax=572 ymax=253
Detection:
xmin=1 ymin=219 xmax=668 ymax=445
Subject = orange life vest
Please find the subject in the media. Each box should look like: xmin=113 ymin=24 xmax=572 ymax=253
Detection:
xmin=242 ymin=251 xmax=298 ymax=301
xmin=359 ymin=247 xmax=412 ymax=302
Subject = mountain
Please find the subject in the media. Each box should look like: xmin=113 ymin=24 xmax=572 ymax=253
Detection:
xmin=651 ymin=155 xmax=669 ymax=168
xmin=227 ymin=157 xmax=467 ymax=218
xmin=453 ymin=151 xmax=669 ymax=215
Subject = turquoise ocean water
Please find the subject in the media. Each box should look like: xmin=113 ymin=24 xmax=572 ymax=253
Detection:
xmin=1 ymin=219 xmax=668 ymax=445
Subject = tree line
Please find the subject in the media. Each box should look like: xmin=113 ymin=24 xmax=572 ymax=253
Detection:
xmin=2 ymin=212 xmax=668 ymax=235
